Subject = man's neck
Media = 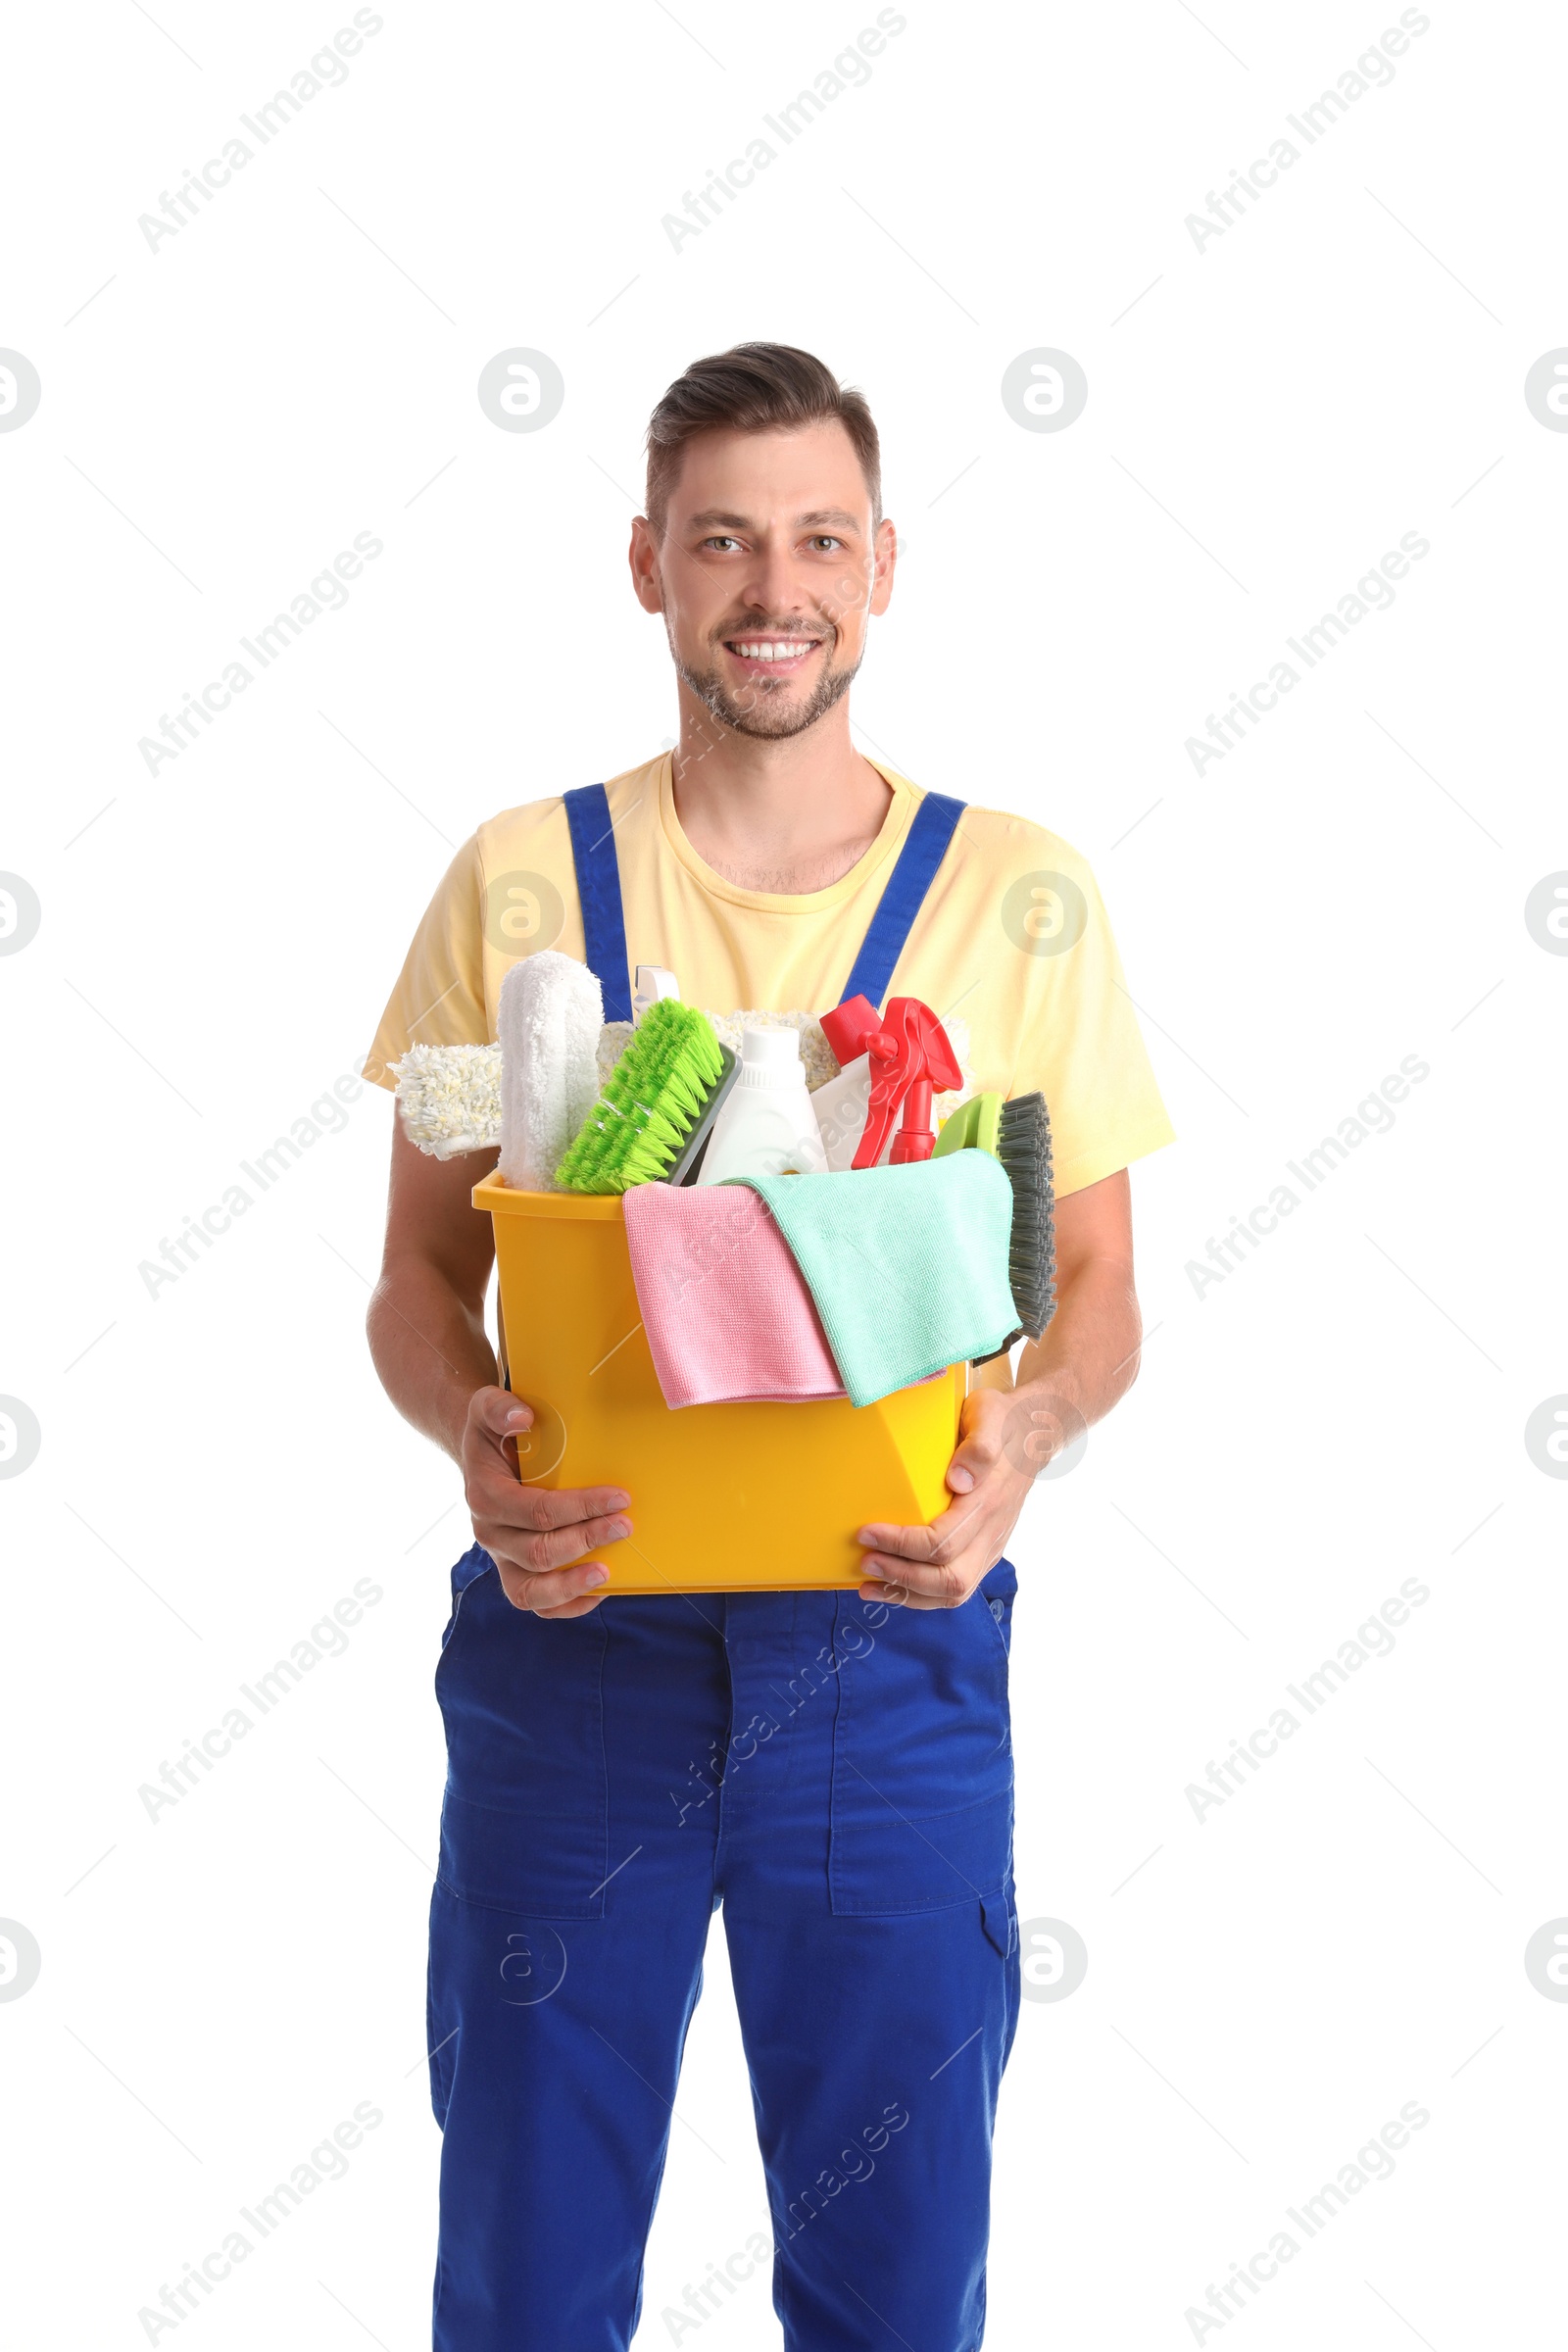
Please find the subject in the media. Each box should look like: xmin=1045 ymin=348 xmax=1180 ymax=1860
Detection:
xmin=668 ymin=694 xmax=892 ymax=895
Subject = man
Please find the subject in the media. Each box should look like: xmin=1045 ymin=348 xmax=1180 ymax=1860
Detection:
xmin=366 ymin=342 xmax=1172 ymax=2350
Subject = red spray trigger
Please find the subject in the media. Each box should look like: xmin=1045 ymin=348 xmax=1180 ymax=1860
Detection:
xmin=820 ymin=994 xmax=961 ymax=1169
xmin=818 ymin=996 xmax=881 ymax=1066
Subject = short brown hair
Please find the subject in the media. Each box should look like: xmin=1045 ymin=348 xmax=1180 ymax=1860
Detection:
xmin=644 ymin=342 xmax=881 ymax=537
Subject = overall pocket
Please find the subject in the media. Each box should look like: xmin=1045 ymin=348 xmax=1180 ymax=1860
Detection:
xmin=434 ymin=1547 xmax=611 ymax=1918
xmin=828 ymin=1562 xmax=1015 ymax=1916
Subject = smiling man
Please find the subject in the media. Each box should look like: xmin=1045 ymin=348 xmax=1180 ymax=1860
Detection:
xmin=365 ymin=343 xmax=1173 ymax=2352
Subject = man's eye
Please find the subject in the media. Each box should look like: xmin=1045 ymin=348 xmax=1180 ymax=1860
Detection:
xmin=809 ymin=536 xmax=843 ymax=552
xmin=703 ymin=536 xmax=740 ymax=552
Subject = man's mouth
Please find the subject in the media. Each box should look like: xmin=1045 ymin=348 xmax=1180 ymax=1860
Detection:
xmin=721 ymin=636 xmax=823 ymax=677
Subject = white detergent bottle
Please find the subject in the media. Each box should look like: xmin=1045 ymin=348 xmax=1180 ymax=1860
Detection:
xmin=695 ymin=1025 xmax=830 ymax=1184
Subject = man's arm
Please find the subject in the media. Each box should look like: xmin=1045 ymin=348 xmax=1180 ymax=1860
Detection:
xmin=367 ymin=1123 xmax=632 ymax=1618
xmin=856 ymin=1168 xmax=1142 ymax=1609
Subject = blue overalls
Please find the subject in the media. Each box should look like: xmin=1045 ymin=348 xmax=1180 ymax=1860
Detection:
xmin=428 ymin=785 xmax=1022 ymax=2351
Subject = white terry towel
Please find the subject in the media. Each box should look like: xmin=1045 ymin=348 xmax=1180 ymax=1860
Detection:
xmin=498 ymin=951 xmax=604 ymax=1191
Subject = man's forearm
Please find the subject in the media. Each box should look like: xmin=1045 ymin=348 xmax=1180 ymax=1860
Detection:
xmin=1013 ymin=1255 xmax=1142 ymax=1431
xmin=368 ymin=1253 xmax=497 ymax=1464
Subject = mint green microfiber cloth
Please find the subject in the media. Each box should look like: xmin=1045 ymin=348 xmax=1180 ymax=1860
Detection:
xmin=730 ymin=1152 xmax=1018 ymax=1408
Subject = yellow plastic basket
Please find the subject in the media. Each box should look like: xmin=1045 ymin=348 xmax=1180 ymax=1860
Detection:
xmin=474 ymin=1177 xmax=968 ymax=1594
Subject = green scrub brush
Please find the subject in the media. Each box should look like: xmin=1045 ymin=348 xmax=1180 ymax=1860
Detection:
xmin=934 ymin=1091 xmax=1055 ymax=1344
xmin=555 ymin=999 xmax=731 ymax=1193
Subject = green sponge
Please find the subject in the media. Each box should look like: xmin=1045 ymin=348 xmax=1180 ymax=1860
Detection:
xmin=934 ymin=1093 xmax=1003 ymax=1157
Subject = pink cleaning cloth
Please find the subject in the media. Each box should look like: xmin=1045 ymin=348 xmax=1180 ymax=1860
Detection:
xmin=622 ymin=1183 xmax=849 ymax=1409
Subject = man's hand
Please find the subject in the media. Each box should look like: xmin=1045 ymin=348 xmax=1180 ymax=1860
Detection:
xmin=856 ymin=1387 xmax=1039 ymax=1611
xmin=366 ymin=1135 xmax=632 ymax=1618
xmin=463 ymin=1388 xmax=632 ymax=1618
xmin=856 ymin=1170 xmax=1145 ymax=1611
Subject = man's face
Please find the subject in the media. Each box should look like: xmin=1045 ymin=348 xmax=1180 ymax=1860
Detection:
xmin=631 ymin=419 xmax=896 ymax=741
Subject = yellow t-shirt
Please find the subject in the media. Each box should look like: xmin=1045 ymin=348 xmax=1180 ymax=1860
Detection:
xmin=365 ymin=753 xmax=1173 ymax=1199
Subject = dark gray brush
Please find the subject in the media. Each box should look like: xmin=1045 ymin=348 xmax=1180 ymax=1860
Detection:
xmin=983 ymin=1091 xmax=1055 ymax=1354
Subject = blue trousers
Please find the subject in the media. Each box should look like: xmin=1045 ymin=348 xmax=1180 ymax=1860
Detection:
xmin=428 ymin=1545 xmax=1021 ymax=2350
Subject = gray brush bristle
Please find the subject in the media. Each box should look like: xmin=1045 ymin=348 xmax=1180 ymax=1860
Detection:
xmin=995 ymin=1092 xmax=1055 ymax=1344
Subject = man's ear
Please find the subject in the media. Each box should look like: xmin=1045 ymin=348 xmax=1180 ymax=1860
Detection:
xmin=628 ymin=514 xmax=664 ymax=614
xmin=870 ymin=514 xmax=898 ymax=616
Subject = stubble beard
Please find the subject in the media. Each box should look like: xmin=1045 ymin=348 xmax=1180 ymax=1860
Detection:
xmin=671 ymin=633 xmax=862 ymax=741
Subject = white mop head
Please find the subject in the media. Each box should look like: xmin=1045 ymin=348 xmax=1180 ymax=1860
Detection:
xmin=499 ymin=950 xmax=605 ymax=1191
xmin=392 ymin=1044 xmax=503 ymax=1157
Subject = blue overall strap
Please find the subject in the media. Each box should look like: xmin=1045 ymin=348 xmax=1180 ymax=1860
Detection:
xmin=839 ymin=791 xmax=966 ymax=1011
xmin=562 ymin=783 xmax=633 ymax=1023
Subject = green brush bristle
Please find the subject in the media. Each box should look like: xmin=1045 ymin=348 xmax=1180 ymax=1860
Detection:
xmin=556 ymin=1001 xmax=726 ymax=1193
xmin=995 ymin=1093 xmax=1055 ymax=1342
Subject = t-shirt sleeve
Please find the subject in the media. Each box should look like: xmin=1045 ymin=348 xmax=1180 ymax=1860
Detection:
xmin=363 ymin=835 xmax=490 ymax=1092
xmin=1008 ymin=855 xmax=1175 ymax=1198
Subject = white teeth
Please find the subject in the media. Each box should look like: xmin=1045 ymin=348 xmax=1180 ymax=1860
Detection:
xmin=733 ymin=640 xmax=814 ymax=661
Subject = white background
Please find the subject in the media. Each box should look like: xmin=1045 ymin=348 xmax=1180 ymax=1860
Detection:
xmin=3 ymin=1 xmax=1565 ymax=2344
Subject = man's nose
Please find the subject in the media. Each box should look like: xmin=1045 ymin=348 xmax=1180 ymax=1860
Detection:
xmin=738 ymin=541 xmax=810 ymax=619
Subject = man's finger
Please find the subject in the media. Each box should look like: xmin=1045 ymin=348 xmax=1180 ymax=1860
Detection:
xmin=856 ymin=1578 xmax=940 ymax=1612
xmin=497 ymin=1556 xmax=613 ymax=1615
xmin=858 ymin=1490 xmax=987 ymax=1565
xmin=477 ymin=1511 xmax=632 ymax=1577
xmin=472 ymin=1386 xmax=533 ymax=1438
xmin=478 ymin=1477 xmax=632 ymax=1531
xmin=855 ymin=1519 xmax=938 ymax=1564
xmin=945 ymin=1418 xmax=1006 ymax=1495
xmin=857 ymin=1553 xmax=970 ymax=1607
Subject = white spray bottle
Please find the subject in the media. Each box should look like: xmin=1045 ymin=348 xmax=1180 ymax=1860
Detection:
xmin=632 ymin=964 xmax=681 ymax=1024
